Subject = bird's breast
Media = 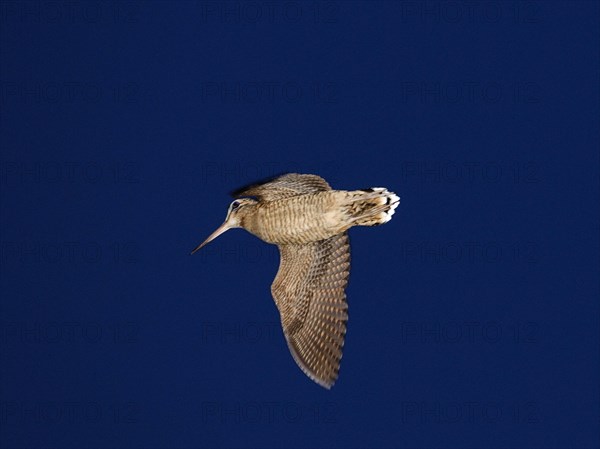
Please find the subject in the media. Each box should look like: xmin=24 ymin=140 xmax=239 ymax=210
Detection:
xmin=243 ymin=193 xmax=346 ymax=245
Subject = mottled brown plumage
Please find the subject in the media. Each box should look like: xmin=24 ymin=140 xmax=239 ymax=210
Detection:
xmin=192 ymin=173 xmax=399 ymax=388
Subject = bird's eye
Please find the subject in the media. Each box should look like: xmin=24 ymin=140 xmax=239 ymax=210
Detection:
xmin=231 ymin=201 xmax=240 ymax=210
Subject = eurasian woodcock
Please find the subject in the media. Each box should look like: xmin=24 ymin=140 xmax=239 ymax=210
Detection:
xmin=192 ymin=173 xmax=399 ymax=388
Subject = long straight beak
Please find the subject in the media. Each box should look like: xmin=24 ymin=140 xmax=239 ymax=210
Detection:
xmin=190 ymin=222 xmax=231 ymax=255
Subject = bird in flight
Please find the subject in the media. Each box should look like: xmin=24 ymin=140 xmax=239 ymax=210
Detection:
xmin=192 ymin=173 xmax=399 ymax=388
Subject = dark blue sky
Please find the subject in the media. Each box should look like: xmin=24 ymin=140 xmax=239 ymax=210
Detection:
xmin=1 ymin=1 xmax=598 ymax=448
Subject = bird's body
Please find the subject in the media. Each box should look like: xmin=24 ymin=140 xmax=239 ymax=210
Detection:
xmin=192 ymin=173 xmax=399 ymax=389
xmin=243 ymin=191 xmax=366 ymax=244
xmin=240 ymin=193 xmax=338 ymax=244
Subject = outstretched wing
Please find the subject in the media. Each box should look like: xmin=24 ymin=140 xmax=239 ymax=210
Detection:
xmin=232 ymin=173 xmax=331 ymax=201
xmin=271 ymin=232 xmax=350 ymax=389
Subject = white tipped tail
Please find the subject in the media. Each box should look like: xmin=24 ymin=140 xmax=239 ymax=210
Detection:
xmin=348 ymin=188 xmax=400 ymax=226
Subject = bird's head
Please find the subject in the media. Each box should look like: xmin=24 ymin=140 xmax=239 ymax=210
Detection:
xmin=191 ymin=198 xmax=257 ymax=254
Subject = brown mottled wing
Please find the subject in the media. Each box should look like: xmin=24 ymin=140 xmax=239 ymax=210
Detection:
xmin=271 ymin=232 xmax=350 ymax=389
xmin=233 ymin=173 xmax=331 ymax=201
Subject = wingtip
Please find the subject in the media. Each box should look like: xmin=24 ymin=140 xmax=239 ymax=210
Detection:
xmin=310 ymin=374 xmax=335 ymax=390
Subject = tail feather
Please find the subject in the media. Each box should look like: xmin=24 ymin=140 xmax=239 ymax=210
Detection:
xmin=347 ymin=188 xmax=400 ymax=226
